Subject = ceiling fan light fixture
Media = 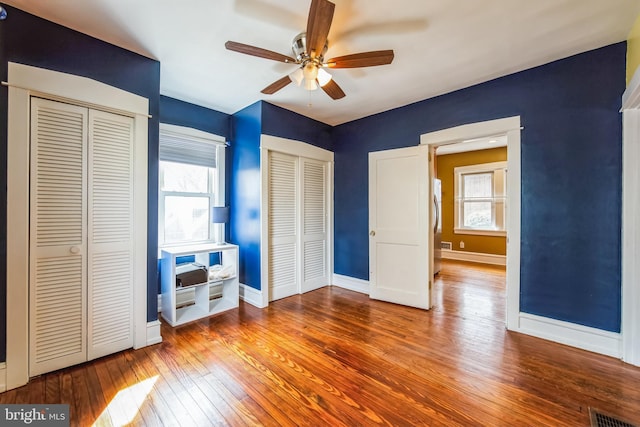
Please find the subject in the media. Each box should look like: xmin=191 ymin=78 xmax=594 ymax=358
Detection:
xmin=289 ymin=68 xmax=304 ymax=86
xmin=304 ymin=77 xmax=318 ymax=91
xmin=303 ymin=62 xmax=318 ymax=81
xmin=316 ymin=67 xmax=332 ymax=87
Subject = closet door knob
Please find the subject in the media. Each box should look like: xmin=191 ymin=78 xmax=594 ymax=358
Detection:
xmin=70 ymin=246 xmax=80 ymax=254
xmin=370 ymin=230 xmax=376 ymax=237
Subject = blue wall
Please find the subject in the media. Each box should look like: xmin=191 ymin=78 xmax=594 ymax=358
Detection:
xmin=262 ymin=102 xmax=333 ymax=150
xmin=230 ymin=102 xmax=263 ymax=289
xmin=0 ymin=5 xmax=161 ymax=361
xmin=159 ymin=95 xmax=231 ymax=138
xmin=332 ymin=43 xmax=625 ymax=332
xmin=229 ymin=101 xmax=334 ymax=291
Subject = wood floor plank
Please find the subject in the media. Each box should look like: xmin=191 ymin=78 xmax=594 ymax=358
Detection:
xmin=70 ymin=365 xmax=97 ymax=426
xmin=52 ymin=369 xmax=85 ymax=424
xmin=93 ymin=357 xmax=122 ymax=426
xmin=83 ymin=363 xmax=112 ymax=425
xmin=44 ymin=372 xmax=61 ymax=403
xmin=26 ymin=375 xmax=45 ymax=404
xmin=83 ymin=364 xmax=113 ymax=427
xmin=2 ymin=260 xmax=640 ymax=426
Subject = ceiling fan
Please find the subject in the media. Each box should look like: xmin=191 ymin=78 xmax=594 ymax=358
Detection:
xmin=225 ymin=0 xmax=394 ymax=100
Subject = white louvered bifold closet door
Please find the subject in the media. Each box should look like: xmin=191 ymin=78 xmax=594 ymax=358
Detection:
xmin=301 ymin=158 xmax=329 ymax=293
xmin=29 ymin=98 xmax=88 ymax=376
xmin=29 ymin=98 xmax=135 ymax=376
xmin=87 ymin=110 xmax=134 ymax=360
xmin=268 ymin=151 xmax=299 ymax=301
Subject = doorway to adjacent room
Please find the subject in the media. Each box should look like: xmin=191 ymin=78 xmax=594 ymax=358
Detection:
xmin=420 ymin=116 xmax=521 ymax=330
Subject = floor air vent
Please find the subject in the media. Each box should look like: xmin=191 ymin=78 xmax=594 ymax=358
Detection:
xmin=441 ymin=241 xmax=452 ymax=250
xmin=590 ymin=408 xmax=637 ymax=427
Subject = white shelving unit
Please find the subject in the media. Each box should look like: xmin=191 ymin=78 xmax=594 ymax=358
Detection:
xmin=160 ymin=243 xmax=239 ymax=326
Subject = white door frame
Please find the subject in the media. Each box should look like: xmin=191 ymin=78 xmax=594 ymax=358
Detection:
xmin=259 ymin=135 xmax=334 ymax=308
xmin=621 ymin=67 xmax=640 ymax=366
xmin=420 ymin=116 xmax=521 ymax=329
xmin=5 ymin=62 xmax=150 ymax=390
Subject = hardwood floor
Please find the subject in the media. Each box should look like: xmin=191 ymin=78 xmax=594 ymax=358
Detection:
xmin=3 ymin=259 xmax=640 ymax=426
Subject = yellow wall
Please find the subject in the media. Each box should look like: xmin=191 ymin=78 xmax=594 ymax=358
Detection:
xmin=627 ymin=14 xmax=640 ymax=84
xmin=436 ymin=147 xmax=507 ymax=256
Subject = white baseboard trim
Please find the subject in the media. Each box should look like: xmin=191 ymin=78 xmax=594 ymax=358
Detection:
xmin=441 ymin=249 xmax=506 ymax=266
xmin=146 ymin=320 xmax=163 ymax=346
xmin=517 ymin=313 xmax=621 ymax=358
xmin=332 ymin=274 xmax=370 ymax=295
xmin=0 ymin=362 xmax=6 ymax=393
xmin=240 ymin=283 xmax=267 ymax=308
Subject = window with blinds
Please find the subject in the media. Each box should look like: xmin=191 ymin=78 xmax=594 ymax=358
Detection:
xmin=158 ymin=124 xmax=226 ymax=246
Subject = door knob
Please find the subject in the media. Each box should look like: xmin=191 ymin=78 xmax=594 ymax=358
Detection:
xmin=69 ymin=246 xmax=80 ymax=254
xmin=369 ymin=230 xmax=376 ymax=237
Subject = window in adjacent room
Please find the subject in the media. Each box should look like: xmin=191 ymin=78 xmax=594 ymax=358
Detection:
xmin=158 ymin=123 xmax=226 ymax=246
xmin=454 ymin=161 xmax=506 ymax=236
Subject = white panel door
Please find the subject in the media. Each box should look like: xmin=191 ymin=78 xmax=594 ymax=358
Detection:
xmin=87 ymin=109 xmax=134 ymax=360
xmin=268 ymin=151 xmax=299 ymax=301
xmin=29 ymin=97 xmax=88 ymax=376
xmin=368 ymin=146 xmax=431 ymax=309
xmin=301 ymin=158 xmax=329 ymax=293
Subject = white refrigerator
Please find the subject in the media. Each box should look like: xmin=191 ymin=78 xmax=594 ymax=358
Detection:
xmin=434 ymin=178 xmax=442 ymax=275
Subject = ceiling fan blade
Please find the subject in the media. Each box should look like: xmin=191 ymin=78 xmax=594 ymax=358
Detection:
xmin=306 ymin=0 xmax=335 ymax=59
xmin=261 ymin=75 xmax=292 ymax=94
xmin=325 ymin=50 xmax=395 ymax=68
xmin=320 ymin=79 xmax=345 ymax=100
xmin=225 ymin=41 xmax=296 ymax=64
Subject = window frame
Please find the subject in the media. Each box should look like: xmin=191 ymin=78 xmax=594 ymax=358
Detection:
xmin=454 ymin=161 xmax=507 ymax=237
xmin=158 ymin=123 xmax=226 ymax=248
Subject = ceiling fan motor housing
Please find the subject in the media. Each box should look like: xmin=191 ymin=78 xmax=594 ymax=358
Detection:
xmin=292 ymin=32 xmax=327 ymax=64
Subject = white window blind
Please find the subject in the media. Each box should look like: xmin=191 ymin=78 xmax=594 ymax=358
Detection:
xmin=159 ymin=124 xmax=225 ymax=168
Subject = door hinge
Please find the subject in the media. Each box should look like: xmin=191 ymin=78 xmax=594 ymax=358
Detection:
xmin=429 ymin=280 xmax=432 ymax=290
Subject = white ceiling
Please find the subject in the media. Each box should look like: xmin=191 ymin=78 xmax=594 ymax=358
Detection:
xmin=5 ymin=0 xmax=640 ymax=125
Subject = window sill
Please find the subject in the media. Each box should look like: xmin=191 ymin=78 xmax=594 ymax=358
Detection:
xmin=454 ymin=228 xmax=506 ymax=237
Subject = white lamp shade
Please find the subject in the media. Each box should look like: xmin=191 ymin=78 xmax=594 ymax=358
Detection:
xmin=212 ymin=206 xmax=229 ymax=224
xmin=302 ymin=63 xmax=318 ymax=82
xmin=304 ymin=78 xmax=318 ymax=91
xmin=289 ymin=68 xmax=304 ymax=86
xmin=317 ymin=68 xmax=332 ymax=87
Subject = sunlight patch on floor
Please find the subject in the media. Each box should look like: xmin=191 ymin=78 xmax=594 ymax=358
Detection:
xmin=93 ymin=375 xmax=158 ymax=426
